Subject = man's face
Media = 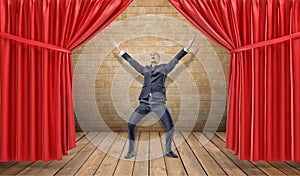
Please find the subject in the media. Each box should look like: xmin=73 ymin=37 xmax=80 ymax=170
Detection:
xmin=150 ymin=52 xmax=160 ymax=65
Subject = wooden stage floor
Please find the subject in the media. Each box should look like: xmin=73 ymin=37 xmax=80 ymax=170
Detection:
xmin=1 ymin=132 xmax=300 ymax=175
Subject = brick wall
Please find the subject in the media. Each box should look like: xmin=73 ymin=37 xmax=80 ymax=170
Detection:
xmin=73 ymin=0 xmax=230 ymax=132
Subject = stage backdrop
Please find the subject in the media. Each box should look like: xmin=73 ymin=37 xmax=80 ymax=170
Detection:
xmin=72 ymin=0 xmax=229 ymax=132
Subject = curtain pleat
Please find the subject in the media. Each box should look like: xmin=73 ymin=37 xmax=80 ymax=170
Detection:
xmin=0 ymin=0 xmax=132 ymax=162
xmin=170 ymin=0 xmax=300 ymax=161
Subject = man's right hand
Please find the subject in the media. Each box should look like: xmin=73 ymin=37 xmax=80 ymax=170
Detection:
xmin=111 ymin=38 xmax=122 ymax=52
xmin=186 ymin=35 xmax=196 ymax=50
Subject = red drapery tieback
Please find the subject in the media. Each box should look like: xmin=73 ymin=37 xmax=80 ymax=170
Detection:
xmin=0 ymin=32 xmax=71 ymax=54
xmin=231 ymin=31 xmax=300 ymax=54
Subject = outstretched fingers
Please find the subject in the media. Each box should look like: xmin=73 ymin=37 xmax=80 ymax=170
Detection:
xmin=186 ymin=35 xmax=197 ymax=50
xmin=111 ymin=37 xmax=122 ymax=51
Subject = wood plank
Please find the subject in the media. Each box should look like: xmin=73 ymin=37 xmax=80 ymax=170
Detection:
xmin=6 ymin=133 xmax=89 ymax=175
xmin=76 ymin=132 xmax=85 ymax=141
xmin=194 ymin=132 xmax=246 ymax=175
xmin=214 ymin=132 xmax=286 ymax=175
xmin=0 ymin=162 xmax=33 ymax=175
xmin=215 ymin=132 xmax=226 ymax=141
xmin=286 ymin=161 xmax=300 ymax=171
xmin=94 ymin=132 xmax=127 ymax=175
xmin=0 ymin=161 xmax=16 ymax=173
xmin=254 ymin=162 xmax=285 ymax=175
xmin=4 ymin=132 xmax=299 ymax=176
xmin=114 ymin=132 xmax=140 ymax=176
xmin=181 ymin=132 xmax=225 ymax=175
xmin=16 ymin=132 xmax=90 ymax=175
xmin=75 ymin=132 xmax=116 ymax=175
xmin=173 ymin=132 xmax=206 ymax=175
xmin=208 ymin=133 xmax=265 ymax=175
xmin=17 ymin=161 xmax=51 ymax=176
xmin=24 ymin=132 xmax=98 ymax=176
xmin=269 ymin=162 xmax=300 ymax=175
xmin=56 ymin=132 xmax=110 ymax=175
xmin=149 ymin=132 xmax=167 ymax=176
xmin=132 ymin=132 xmax=149 ymax=176
xmin=160 ymin=132 xmax=186 ymax=176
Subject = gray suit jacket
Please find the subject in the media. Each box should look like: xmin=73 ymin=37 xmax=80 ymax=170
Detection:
xmin=122 ymin=49 xmax=188 ymax=101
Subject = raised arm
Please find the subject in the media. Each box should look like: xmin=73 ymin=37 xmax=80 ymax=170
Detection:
xmin=121 ymin=51 xmax=145 ymax=75
xmin=164 ymin=36 xmax=196 ymax=74
xmin=114 ymin=41 xmax=145 ymax=75
xmin=164 ymin=48 xmax=188 ymax=74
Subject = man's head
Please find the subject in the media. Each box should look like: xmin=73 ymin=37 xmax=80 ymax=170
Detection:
xmin=150 ymin=51 xmax=160 ymax=65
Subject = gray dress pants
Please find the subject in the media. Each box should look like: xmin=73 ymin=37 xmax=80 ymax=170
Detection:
xmin=127 ymin=100 xmax=174 ymax=154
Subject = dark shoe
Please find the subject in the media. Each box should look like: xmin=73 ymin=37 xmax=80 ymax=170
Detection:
xmin=124 ymin=151 xmax=135 ymax=159
xmin=165 ymin=151 xmax=178 ymax=158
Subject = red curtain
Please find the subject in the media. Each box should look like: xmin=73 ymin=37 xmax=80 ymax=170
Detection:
xmin=0 ymin=0 xmax=132 ymax=162
xmin=170 ymin=0 xmax=300 ymax=161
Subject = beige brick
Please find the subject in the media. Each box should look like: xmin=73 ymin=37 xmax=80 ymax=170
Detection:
xmin=137 ymin=0 xmax=170 ymax=7
xmin=73 ymin=0 xmax=229 ymax=132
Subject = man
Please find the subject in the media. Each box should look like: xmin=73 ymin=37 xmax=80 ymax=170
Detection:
xmin=115 ymin=37 xmax=195 ymax=159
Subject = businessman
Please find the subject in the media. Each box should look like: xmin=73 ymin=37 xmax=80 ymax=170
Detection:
xmin=114 ymin=37 xmax=195 ymax=159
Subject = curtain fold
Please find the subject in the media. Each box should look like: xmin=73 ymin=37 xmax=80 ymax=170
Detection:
xmin=0 ymin=0 xmax=132 ymax=162
xmin=169 ymin=0 xmax=300 ymax=161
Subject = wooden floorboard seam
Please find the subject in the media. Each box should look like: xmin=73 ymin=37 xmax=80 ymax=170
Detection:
xmin=194 ymin=132 xmax=247 ymax=175
xmin=2 ymin=132 xmax=92 ymax=175
xmin=216 ymin=132 xmax=300 ymax=174
xmin=158 ymin=132 xmax=168 ymax=175
xmin=71 ymin=133 xmax=101 ymax=175
xmin=192 ymin=132 xmax=229 ymax=175
xmin=133 ymin=132 xmax=150 ymax=175
xmin=114 ymin=132 xmax=140 ymax=176
xmin=111 ymin=134 xmax=127 ymax=175
xmin=213 ymin=132 xmax=288 ymax=175
xmin=147 ymin=132 xmax=150 ymax=176
xmin=180 ymin=132 xmax=208 ymax=175
xmin=197 ymin=132 xmax=228 ymax=175
xmin=131 ymin=132 xmax=140 ymax=176
xmin=213 ymin=132 xmax=267 ymax=175
xmin=204 ymin=132 xmax=255 ymax=175
xmin=73 ymin=132 xmax=112 ymax=175
xmin=2 ymin=132 xmax=300 ymax=176
xmin=0 ymin=161 xmax=16 ymax=173
xmin=269 ymin=162 xmax=300 ymax=175
xmin=54 ymin=132 xmax=100 ymax=175
xmin=76 ymin=132 xmax=86 ymax=142
xmin=286 ymin=162 xmax=300 ymax=172
xmin=159 ymin=132 xmax=187 ymax=175
xmin=92 ymin=132 xmax=120 ymax=175
xmin=211 ymin=133 xmax=267 ymax=175
xmin=172 ymin=133 xmax=189 ymax=175
xmin=2 ymin=162 xmax=35 ymax=175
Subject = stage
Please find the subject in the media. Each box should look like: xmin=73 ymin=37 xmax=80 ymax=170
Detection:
xmin=1 ymin=132 xmax=300 ymax=175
